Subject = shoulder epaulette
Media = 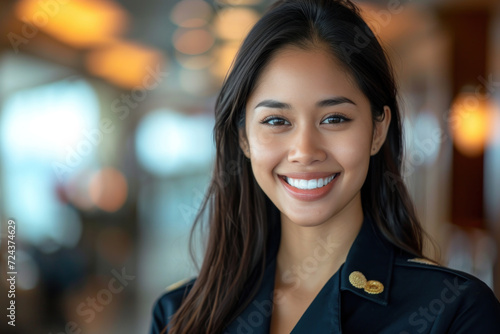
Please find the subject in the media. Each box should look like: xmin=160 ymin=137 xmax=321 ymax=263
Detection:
xmin=407 ymin=257 xmax=440 ymax=266
xmin=165 ymin=277 xmax=195 ymax=293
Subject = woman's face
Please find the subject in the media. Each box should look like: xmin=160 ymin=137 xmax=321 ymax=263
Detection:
xmin=240 ymin=45 xmax=390 ymax=227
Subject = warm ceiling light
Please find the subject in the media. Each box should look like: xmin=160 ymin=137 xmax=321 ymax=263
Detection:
xmin=214 ymin=7 xmax=260 ymax=40
xmin=171 ymin=0 xmax=213 ymax=28
xmin=14 ymin=0 xmax=128 ymax=48
xmin=86 ymin=41 xmax=166 ymax=89
xmin=450 ymin=91 xmax=494 ymax=157
xmin=173 ymin=28 xmax=215 ymax=55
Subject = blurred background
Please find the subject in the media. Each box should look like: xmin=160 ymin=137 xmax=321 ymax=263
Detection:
xmin=0 ymin=0 xmax=499 ymax=332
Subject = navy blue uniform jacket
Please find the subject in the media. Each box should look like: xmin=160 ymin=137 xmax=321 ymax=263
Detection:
xmin=150 ymin=216 xmax=500 ymax=333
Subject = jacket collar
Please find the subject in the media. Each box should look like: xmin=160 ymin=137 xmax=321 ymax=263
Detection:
xmin=268 ymin=202 xmax=395 ymax=306
xmin=224 ymin=212 xmax=395 ymax=333
xmin=339 ymin=215 xmax=394 ymax=306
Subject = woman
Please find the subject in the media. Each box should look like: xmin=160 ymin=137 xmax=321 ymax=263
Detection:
xmin=150 ymin=0 xmax=500 ymax=333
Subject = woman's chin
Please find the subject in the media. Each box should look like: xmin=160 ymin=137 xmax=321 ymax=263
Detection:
xmin=280 ymin=213 xmax=335 ymax=228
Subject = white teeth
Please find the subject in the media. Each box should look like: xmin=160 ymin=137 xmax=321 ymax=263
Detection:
xmin=285 ymin=174 xmax=337 ymax=190
xmin=317 ymin=178 xmax=324 ymax=187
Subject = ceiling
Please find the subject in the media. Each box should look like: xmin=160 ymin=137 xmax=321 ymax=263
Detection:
xmin=0 ymin=0 xmax=497 ymax=99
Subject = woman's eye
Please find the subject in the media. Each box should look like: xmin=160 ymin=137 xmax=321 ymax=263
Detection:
xmin=260 ymin=115 xmax=350 ymax=126
xmin=323 ymin=115 xmax=349 ymax=124
xmin=261 ymin=117 xmax=290 ymax=126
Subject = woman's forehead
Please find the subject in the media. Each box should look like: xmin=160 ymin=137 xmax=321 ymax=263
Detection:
xmin=246 ymin=47 xmax=365 ymax=109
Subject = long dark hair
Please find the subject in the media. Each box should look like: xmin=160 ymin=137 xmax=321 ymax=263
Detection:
xmin=167 ymin=0 xmax=426 ymax=332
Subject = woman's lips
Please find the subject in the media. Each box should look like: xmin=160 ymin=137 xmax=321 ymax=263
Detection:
xmin=278 ymin=171 xmax=337 ymax=180
xmin=279 ymin=173 xmax=339 ymax=202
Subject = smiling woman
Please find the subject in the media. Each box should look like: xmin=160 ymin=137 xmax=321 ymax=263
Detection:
xmin=240 ymin=47 xmax=390 ymax=225
xmin=150 ymin=0 xmax=500 ymax=333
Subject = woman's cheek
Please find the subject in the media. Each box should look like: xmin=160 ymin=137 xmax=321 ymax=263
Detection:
xmin=249 ymin=127 xmax=276 ymax=148
xmin=250 ymin=130 xmax=284 ymax=158
xmin=334 ymin=137 xmax=371 ymax=171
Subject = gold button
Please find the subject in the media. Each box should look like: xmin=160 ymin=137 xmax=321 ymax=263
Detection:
xmin=349 ymin=271 xmax=367 ymax=289
xmin=364 ymin=280 xmax=384 ymax=294
xmin=349 ymin=271 xmax=384 ymax=295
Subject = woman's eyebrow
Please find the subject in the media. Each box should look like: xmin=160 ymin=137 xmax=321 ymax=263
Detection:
xmin=317 ymin=97 xmax=356 ymax=107
xmin=254 ymin=99 xmax=292 ymax=110
xmin=254 ymin=97 xmax=356 ymax=110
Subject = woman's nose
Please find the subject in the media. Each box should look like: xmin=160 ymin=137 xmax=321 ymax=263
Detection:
xmin=287 ymin=126 xmax=327 ymax=165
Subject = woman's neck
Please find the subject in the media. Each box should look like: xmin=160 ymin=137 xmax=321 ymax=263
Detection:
xmin=275 ymin=202 xmax=364 ymax=294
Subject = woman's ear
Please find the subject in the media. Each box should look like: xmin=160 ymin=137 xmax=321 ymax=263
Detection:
xmin=239 ymin=128 xmax=250 ymax=159
xmin=371 ymin=106 xmax=392 ymax=156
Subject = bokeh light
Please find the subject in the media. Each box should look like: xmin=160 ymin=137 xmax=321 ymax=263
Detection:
xmin=89 ymin=167 xmax=128 ymax=212
xmin=14 ymin=0 xmax=128 ymax=48
xmin=0 ymin=79 xmax=97 ymax=248
xmin=86 ymin=41 xmax=166 ymax=89
xmin=213 ymin=7 xmax=259 ymax=40
xmin=210 ymin=42 xmax=241 ymax=78
xmin=170 ymin=0 xmax=213 ymax=28
xmin=135 ymin=109 xmax=215 ymax=176
xmin=0 ymin=79 xmax=99 ymax=163
xmin=450 ymin=91 xmax=494 ymax=157
xmin=173 ymin=28 xmax=215 ymax=55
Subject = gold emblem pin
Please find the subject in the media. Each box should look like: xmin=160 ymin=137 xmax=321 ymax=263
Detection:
xmin=364 ymin=280 xmax=384 ymax=294
xmin=349 ymin=271 xmax=367 ymax=289
xmin=348 ymin=271 xmax=384 ymax=295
